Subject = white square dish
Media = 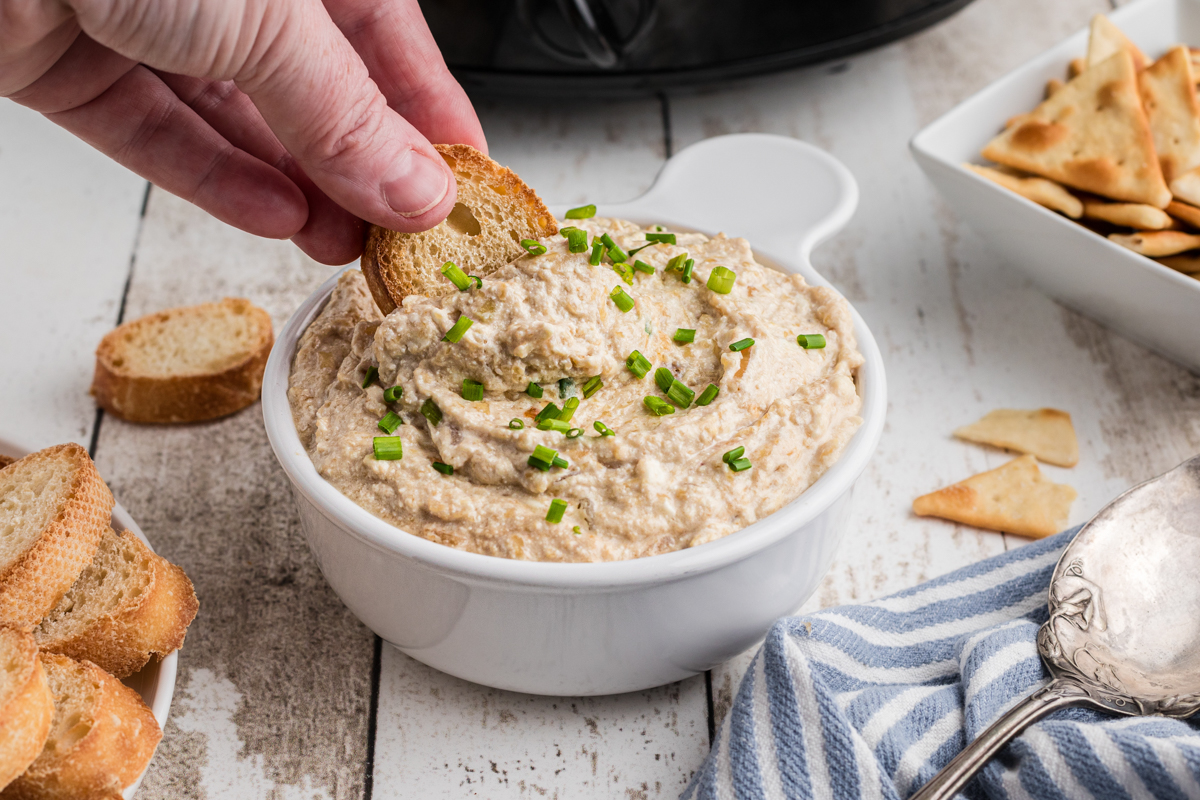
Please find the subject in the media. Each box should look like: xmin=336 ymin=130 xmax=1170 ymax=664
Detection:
xmin=911 ymin=0 xmax=1200 ymax=374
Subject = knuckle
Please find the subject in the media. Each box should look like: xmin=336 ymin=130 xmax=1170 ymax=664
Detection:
xmin=306 ymin=90 xmax=390 ymax=168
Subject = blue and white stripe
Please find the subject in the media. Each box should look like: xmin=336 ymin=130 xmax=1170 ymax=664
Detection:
xmin=682 ymin=528 xmax=1200 ymax=800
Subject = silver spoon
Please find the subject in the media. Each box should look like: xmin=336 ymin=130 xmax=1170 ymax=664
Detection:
xmin=911 ymin=454 xmax=1200 ymax=800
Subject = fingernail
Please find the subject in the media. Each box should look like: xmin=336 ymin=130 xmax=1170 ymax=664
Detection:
xmin=384 ymin=152 xmax=450 ymax=218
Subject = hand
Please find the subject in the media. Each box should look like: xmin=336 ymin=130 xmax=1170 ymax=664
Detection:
xmin=1 ymin=0 xmax=487 ymax=264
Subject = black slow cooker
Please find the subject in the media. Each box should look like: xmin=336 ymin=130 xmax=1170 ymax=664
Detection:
xmin=420 ymin=0 xmax=976 ymax=97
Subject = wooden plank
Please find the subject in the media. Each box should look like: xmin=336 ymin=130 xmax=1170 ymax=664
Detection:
xmin=366 ymin=96 xmax=713 ymax=800
xmin=0 ymin=102 xmax=145 ymax=449
xmin=372 ymin=647 xmax=709 ymax=798
xmin=667 ymin=0 xmax=1126 ymax=725
xmin=91 ymin=189 xmax=374 ymax=799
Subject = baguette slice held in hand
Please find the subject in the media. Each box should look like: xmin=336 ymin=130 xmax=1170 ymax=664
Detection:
xmin=0 ymin=444 xmax=112 ymax=631
xmin=0 ymin=627 xmax=53 ymax=792
xmin=913 ymin=455 xmax=1076 ymax=538
xmin=361 ymin=144 xmax=558 ymax=314
xmin=35 ymin=529 xmax=198 ymax=679
xmin=91 ymin=298 xmax=273 ymax=424
xmin=1 ymin=654 xmax=161 ymax=800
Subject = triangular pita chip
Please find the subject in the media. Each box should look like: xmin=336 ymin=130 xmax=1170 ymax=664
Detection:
xmin=1139 ymin=46 xmax=1200 ymax=183
xmin=982 ymin=51 xmax=1171 ymax=207
xmin=1109 ymin=229 xmax=1200 ymax=256
xmin=953 ymin=408 xmax=1079 ymax=467
xmin=965 ymin=164 xmax=1082 ymax=217
xmin=913 ymin=455 xmax=1076 ymax=539
xmin=1087 ymin=14 xmax=1148 ymax=71
xmin=1081 ymin=199 xmax=1172 ymax=229
xmin=1156 ymin=252 xmax=1200 ymax=273
xmin=1166 ymin=199 xmax=1200 ymax=228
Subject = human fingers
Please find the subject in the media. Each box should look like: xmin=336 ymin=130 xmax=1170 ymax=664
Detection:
xmin=323 ymin=0 xmax=487 ymax=153
xmin=0 ymin=0 xmax=78 ymax=96
xmin=157 ymin=71 xmax=364 ymax=264
xmin=46 ymin=63 xmax=307 ymax=239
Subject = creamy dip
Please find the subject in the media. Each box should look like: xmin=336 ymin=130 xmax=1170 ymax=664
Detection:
xmin=289 ymin=219 xmax=863 ymax=562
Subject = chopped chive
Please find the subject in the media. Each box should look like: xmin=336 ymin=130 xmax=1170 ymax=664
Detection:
xmin=361 ymin=366 xmax=378 ymax=389
xmin=567 ymin=427 xmax=584 ymax=439
xmin=645 ymin=232 xmax=676 ymax=245
xmin=696 ymin=384 xmax=720 ymax=406
xmin=420 ymin=398 xmax=442 ymax=427
xmin=378 ymin=411 xmax=403 ymax=434
xmin=707 ymin=266 xmax=736 ymax=294
xmin=470 ymin=276 xmax=484 ymax=289
xmin=643 ymin=396 xmax=676 ymax=416
xmin=441 ymin=261 xmax=472 ymax=292
xmin=432 ymin=462 xmax=454 ymax=475
xmin=526 ymin=382 xmax=544 ymax=399
xmin=573 ymin=526 xmax=582 ymax=535
xmin=509 ymin=418 xmax=525 ymax=430
xmin=654 ymin=367 xmax=674 ymax=393
xmin=722 ymin=446 xmax=745 ymax=464
xmin=666 ymin=253 xmax=688 ymax=273
xmin=729 ymin=458 xmax=752 ymax=472
xmin=558 ymin=378 xmax=576 ymax=399
xmin=667 ymin=380 xmax=695 ymax=408
xmin=600 ymin=233 xmax=629 ymax=263
xmin=644 ymin=320 xmax=653 ymax=335
xmin=593 ymin=420 xmax=616 ymax=436
xmin=627 ymin=243 xmax=654 ymax=257
xmin=546 ymin=498 xmax=568 ymax=523
xmin=520 ymin=238 xmax=547 ymax=256
xmin=535 ymin=402 xmax=561 ymax=423
xmin=373 ymin=436 xmax=403 ymax=460
xmin=673 ymin=328 xmax=695 ymax=344
xmin=626 ymin=350 xmax=652 ymax=379
xmin=797 ymin=333 xmax=827 ymax=349
xmin=632 ymin=259 xmax=654 ymax=274
xmin=383 ymin=385 xmax=403 ymax=404
xmin=552 ymin=456 xmax=569 ymax=469
xmin=565 ymin=228 xmax=588 ymax=253
xmin=682 ymin=258 xmax=695 ymax=284
xmin=559 ymin=397 xmax=580 ymax=422
xmin=443 ymin=316 xmax=473 ymax=343
xmin=528 ymin=444 xmax=557 ymax=471
xmin=613 ymin=262 xmax=634 ymax=285
xmin=538 ymin=418 xmax=570 ymax=433
xmin=462 ymin=378 xmax=484 ymax=401
xmin=610 ymin=286 xmax=634 ymax=312
xmin=589 ymin=241 xmax=606 ymax=266
xmin=565 ymin=204 xmax=596 ymax=219
xmin=581 ymin=375 xmax=603 ymax=399
xmin=729 ymin=337 xmax=755 ymax=352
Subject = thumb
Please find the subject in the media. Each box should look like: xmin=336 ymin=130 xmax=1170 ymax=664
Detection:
xmin=233 ymin=0 xmax=455 ymax=232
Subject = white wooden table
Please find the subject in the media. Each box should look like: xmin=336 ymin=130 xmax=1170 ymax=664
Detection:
xmin=4 ymin=0 xmax=1199 ymax=796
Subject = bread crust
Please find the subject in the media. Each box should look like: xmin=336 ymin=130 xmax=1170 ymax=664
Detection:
xmin=0 ymin=445 xmax=112 ymax=631
xmin=361 ymin=143 xmax=559 ymax=313
xmin=37 ymin=531 xmax=198 ymax=679
xmin=90 ymin=298 xmax=273 ymax=424
xmin=2 ymin=655 xmax=161 ymax=800
xmin=0 ymin=629 xmax=53 ymax=791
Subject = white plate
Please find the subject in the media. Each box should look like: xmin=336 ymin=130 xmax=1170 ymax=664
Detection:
xmin=0 ymin=437 xmax=176 ymax=799
xmin=910 ymin=0 xmax=1200 ymax=374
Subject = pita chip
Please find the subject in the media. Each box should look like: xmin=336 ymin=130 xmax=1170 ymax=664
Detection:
xmin=1166 ymin=199 xmax=1200 ymax=228
xmin=953 ymin=408 xmax=1079 ymax=467
xmin=1087 ymin=14 xmax=1148 ymax=71
xmin=1068 ymin=57 xmax=1087 ymax=80
xmin=981 ymin=51 xmax=1171 ymax=207
xmin=1082 ymin=200 xmax=1172 ymax=229
xmin=965 ymin=164 xmax=1082 ymax=217
xmin=1045 ymin=78 xmax=1065 ymax=99
xmin=1140 ymin=46 xmax=1200 ymax=184
xmin=1156 ymin=252 xmax=1200 ymax=273
xmin=913 ymin=455 xmax=1077 ymax=539
xmin=1109 ymin=229 xmax=1200 ymax=256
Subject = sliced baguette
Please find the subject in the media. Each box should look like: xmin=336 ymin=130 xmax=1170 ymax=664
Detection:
xmin=0 ymin=627 xmax=53 ymax=791
xmin=0 ymin=445 xmax=112 ymax=631
xmin=0 ymin=457 xmax=15 ymax=470
xmin=91 ymin=297 xmax=273 ymax=424
xmin=36 ymin=529 xmax=198 ymax=679
xmin=0 ymin=654 xmax=160 ymax=800
xmin=361 ymin=144 xmax=559 ymax=314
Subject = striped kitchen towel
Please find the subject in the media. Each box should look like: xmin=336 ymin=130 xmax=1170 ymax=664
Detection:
xmin=682 ymin=527 xmax=1200 ymax=800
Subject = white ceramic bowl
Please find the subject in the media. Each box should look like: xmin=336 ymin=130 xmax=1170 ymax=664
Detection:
xmin=0 ymin=437 xmax=176 ymax=799
xmin=910 ymin=0 xmax=1200 ymax=374
xmin=262 ymin=133 xmax=887 ymax=696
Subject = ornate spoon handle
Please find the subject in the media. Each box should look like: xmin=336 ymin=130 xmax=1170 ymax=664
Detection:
xmin=909 ymin=679 xmax=1092 ymax=800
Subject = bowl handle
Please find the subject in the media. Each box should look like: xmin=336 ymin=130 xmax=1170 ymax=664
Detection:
xmin=605 ymin=133 xmax=859 ymax=268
